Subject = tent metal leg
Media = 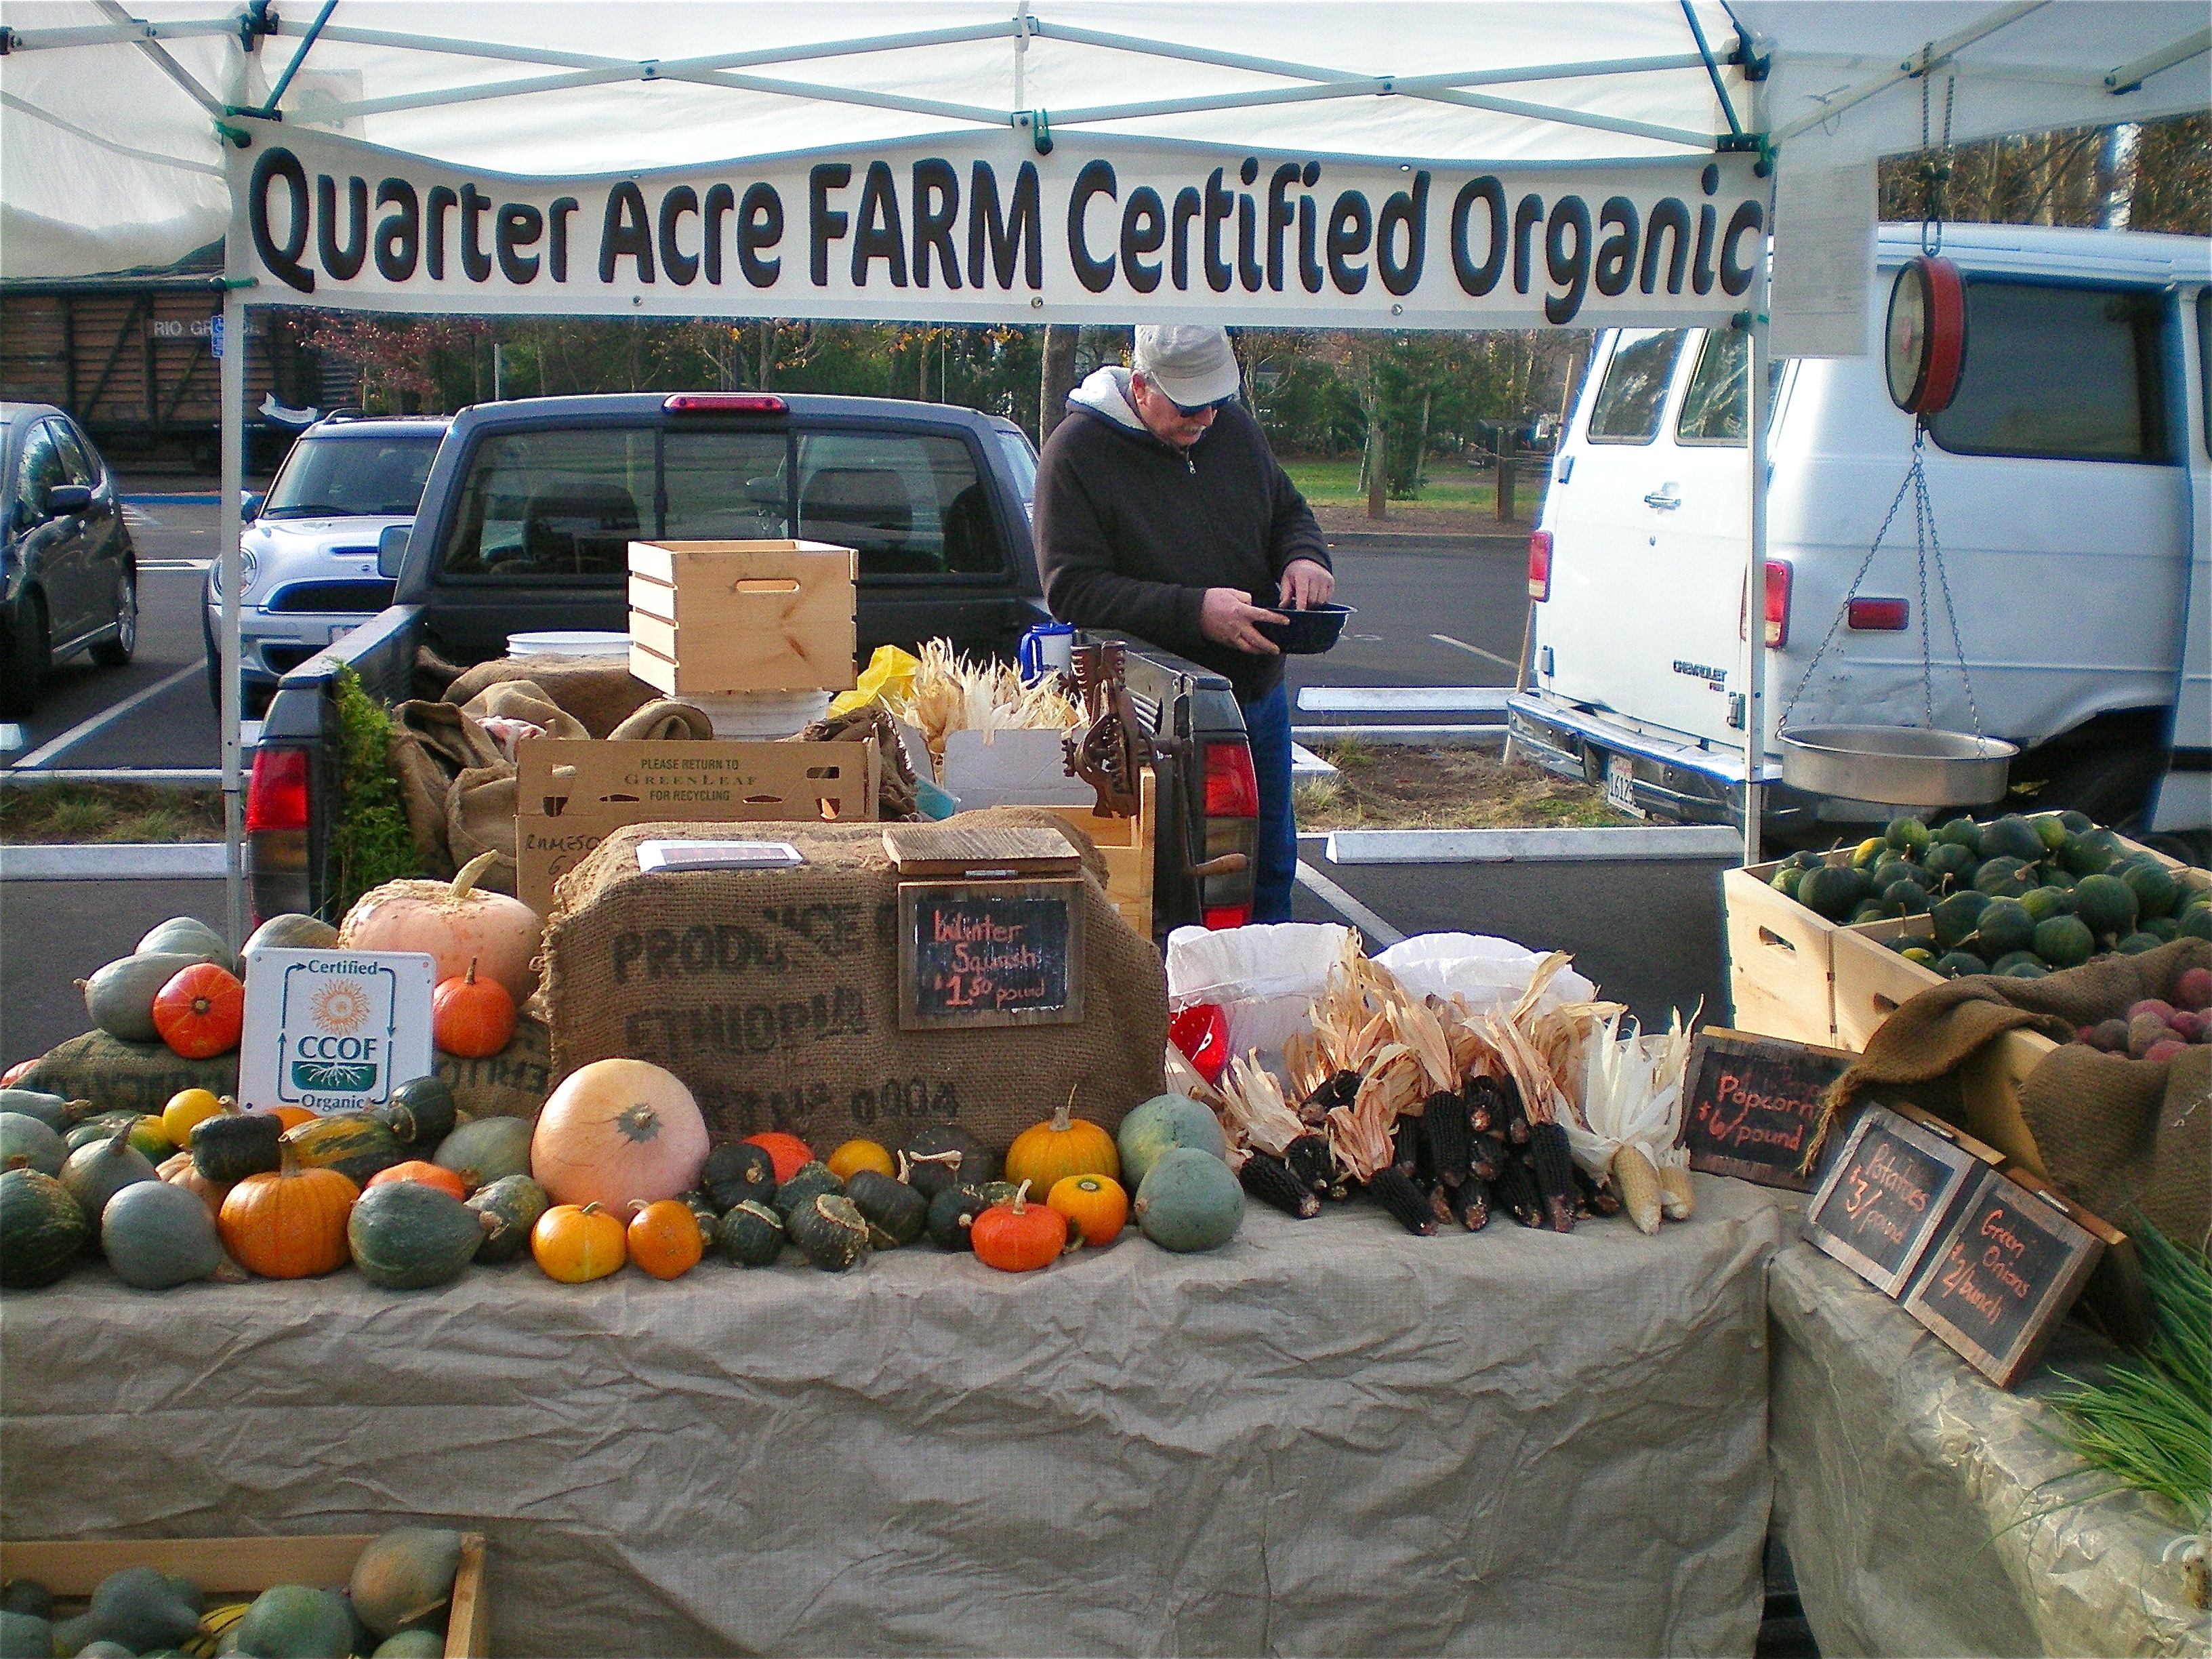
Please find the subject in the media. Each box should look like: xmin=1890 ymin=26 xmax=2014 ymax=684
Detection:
xmin=219 ymin=286 xmax=247 ymax=950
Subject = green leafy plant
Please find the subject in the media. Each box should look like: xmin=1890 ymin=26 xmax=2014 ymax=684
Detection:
xmin=330 ymin=665 xmax=423 ymax=916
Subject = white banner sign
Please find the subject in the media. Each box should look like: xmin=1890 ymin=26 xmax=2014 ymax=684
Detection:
xmin=228 ymin=118 xmax=1769 ymax=331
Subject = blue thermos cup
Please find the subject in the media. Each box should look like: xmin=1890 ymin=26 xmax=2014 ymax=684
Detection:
xmin=1018 ymin=620 xmax=1076 ymax=681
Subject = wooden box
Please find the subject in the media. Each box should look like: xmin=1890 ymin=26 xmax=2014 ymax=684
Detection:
xmin=626 ymin=539 xmax=857 ymax=695
xmin=1720 ymin=849 xmax=1856 ymax=1046
xmin=0 ymin=1534 xmax=488 ymax=1658
xmin=1830 ymin=914 xmax=1941 ymax=1051
xmin=1036 ymin=768 xmax=1157 ymax=942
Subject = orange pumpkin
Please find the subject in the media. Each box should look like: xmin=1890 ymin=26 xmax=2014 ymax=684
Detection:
xmin=269 ymin=1106 xmax=319 ymax=1132
xmin=432 ymin=958 xmax=516 ymax=1059
xmin=152 ymin=962 xmax=245 ymax=1060
xmin=970 ymin=1180 xmax=1068 ymax=1273
xmin=1004 ymin=1091 xmax=1120 ymax=1193
xmin=626 ymin=1198 xmax=704 ymax=1280
xmin=157 ymin=1149 xmax=232 ymax=1217
xmin=743 ymin=1131 xmax=815 ymax=1185
xmin=365 ymin=1160 xmax=471 ymax=1201
xmin=531 ymin=1202 xmax=626 ymax=1283
xmin=1047 ymin=1172 xmax=1128 ymax=1248
xmin=218 ymin=1145 xmax=358 ymax=1277
xmin=826 ymin=1139 xmax=895 ymax=1182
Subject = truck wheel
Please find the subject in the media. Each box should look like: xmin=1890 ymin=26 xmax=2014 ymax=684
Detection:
xmin=0 ymin=592 xmax=49 ymax=718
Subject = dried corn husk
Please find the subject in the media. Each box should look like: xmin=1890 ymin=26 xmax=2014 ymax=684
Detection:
xmin=1164 ymin=1042 xmax=1227 ymax=1113
xmin=1560 ymin=1007 xmax=1696 ymax=1191
xmin=884 ymin=638 xmax=1080 ymax=765
xmin=1220 ymin=1050 xmax=1307 ymax=1160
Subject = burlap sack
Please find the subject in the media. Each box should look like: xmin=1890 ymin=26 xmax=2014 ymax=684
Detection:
xmin=388 ymin=699 xmax=508 ymax=878
xmin=542 ymin=811 xmax=1165 ymax=1153
xmin=611 ymin=700 xmax=716 ymax=743
xmin=24 ymin=1031 xmax=239 ymax=1115
xmin=461 ymin=680 xmax=588 ymax=741
xmin=1817 ymin=939 xmax=2209 ymax=1246
xmin=436 ymin=1014 xmax=553 ymax=1120
xmin=791 ymin=705 xmax=920 ymax=822
xmin=443 ymin=656 xmax=661 ymax=737
xmin=447 ymin=765 xmax=520 ymax=895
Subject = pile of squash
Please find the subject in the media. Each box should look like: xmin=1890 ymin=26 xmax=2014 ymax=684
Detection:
xmin=72 ymin=914 xmax=281 ymax=1064
xmin=0 ymin=1524 xmax=466 ymax=1659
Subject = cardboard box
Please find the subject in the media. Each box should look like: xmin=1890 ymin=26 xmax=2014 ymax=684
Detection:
xmin=938 ymin=726 xmax=1094 ymax=810
xmin=625 ymin=539 xmax=856 ymax=695
xmin=516 ymin=737 xmax=878 ymax=914
xmin=0 ymin=1534 xmax=489 ymax=1658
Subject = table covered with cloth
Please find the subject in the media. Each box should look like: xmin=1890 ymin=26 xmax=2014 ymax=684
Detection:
xmin=3 ymin=1179 xmax=1787 ymax=1657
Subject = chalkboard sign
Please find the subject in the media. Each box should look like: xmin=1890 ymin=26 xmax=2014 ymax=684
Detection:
xmin=1802 ymin=1105 xmax=1988 ymax=1296
xmin=1903 ymin=1168 xmax=2106 ymax=1388
xmin=898 ymin=878 xmax=1085 ymax=1030
xmin=1681 ymin=1028 xmax=1860 ymax=1191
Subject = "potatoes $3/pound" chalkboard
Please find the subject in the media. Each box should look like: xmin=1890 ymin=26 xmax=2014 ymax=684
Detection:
xmin=897 ymin=878 xmax=1085 ymax=1030
xmin=1902 ymin=1168 xmax=2106 ymax=1388
xmin=1802 ymin=1104 xmax=1989 ymax=1296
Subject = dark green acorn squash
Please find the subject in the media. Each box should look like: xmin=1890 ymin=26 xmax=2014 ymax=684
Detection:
xmin=844 ymin=1169 xmax=927 ymax=1246
xmin=192 ymin=1107 xmax=284 ymax=1183
xmin=285 ymin=1111 xmax=407 ymax=1188
xmin=716 ymin=1200 xmax=785 ymax=1267
xmin=699 ymin=1141 xmax=776 ymax=1210
xmin=771 ymin=1160 xmax=844 ymax=1223
xmin=465 ymin=1174 xmax=548 ymax=1264
xmin=0 ymin=1168 xmax=86 ymax=1288
xmin=347 ymin=1181 xmax=489 ymax=1290
xmin=901 ymin=1123 xmax=997 ymax=1200
xmin=378 ymin=1075 xmax=457 ymax=1150
xmin=785 ymin=1192 xmax=870 ymax=1271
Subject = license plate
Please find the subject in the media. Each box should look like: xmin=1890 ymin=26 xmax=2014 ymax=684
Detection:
xmin=1604 ymin=752 xmax=1644 ymax=818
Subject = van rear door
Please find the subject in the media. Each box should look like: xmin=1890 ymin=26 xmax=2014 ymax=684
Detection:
xmin=1534 ymin=327 xmax=1755 ymax=749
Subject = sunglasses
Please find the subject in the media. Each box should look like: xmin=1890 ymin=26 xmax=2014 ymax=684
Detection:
xmin=1164 ymin=392 xmax=1235 ymax=417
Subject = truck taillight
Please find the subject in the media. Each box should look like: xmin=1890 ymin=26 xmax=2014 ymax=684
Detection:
xmin=246 ymin=747 xmax=309 ymax=831
xmin=1204 ymin=741 xmax=1259 ymax=819
xmin=663 ymin=392 xmax=787 ymax=414
xmin=1847 ymin=597 xmax=1910 ymax=630
xmin=1528 ymin=530 xmax=1553 ymax=601
xmin=1739 ymin=560 xmax=1793 ymax=649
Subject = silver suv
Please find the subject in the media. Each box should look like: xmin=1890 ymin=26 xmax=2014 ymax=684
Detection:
xmin=203 ymin=413 xmax=448 ymax=710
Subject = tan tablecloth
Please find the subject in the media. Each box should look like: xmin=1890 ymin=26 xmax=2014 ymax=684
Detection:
xmin=3 ymin=1179 xmax=1786 ymax=1657
xmin=1769 ymin=1240 xmax=2208 ymax=1658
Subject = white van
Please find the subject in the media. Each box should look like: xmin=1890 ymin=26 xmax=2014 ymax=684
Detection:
xmin=1508 ymin=222 xmax=2211 ymax=846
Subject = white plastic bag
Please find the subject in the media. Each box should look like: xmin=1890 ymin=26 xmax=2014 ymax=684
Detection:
xmin=1165 ymin=922 xmax=1353 ymax=1069
xmin=1372 ymin=933 xmax=1596 ymax=1021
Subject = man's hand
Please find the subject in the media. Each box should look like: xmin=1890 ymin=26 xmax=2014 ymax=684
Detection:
xmin=1200 ymin=586 xmax=1286 ymax=655
xmin=1278 ymin=558 xmax=1335 ymax=610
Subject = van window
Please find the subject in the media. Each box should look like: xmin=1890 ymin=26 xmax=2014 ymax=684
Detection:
xmin=796 ymin=430 xmax=1004 ymax=576
xmin=1676 ymin=329 xmax=1748 ymax=443
xmin=1926 ymin=280 xmax=2171 ymax=464
xmin=1586 ymin=329 xmax=1687 ymax=443
xmin=442 ymin=428 xmax=651 ymax=578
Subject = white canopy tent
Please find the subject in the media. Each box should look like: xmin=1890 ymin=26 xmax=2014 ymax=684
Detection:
xmin=3 ymin=0 xmax=2205 ymax=941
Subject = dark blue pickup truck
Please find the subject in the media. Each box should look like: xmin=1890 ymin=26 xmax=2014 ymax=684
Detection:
xmin=245 ymin=391 xmax=1258 ymax=939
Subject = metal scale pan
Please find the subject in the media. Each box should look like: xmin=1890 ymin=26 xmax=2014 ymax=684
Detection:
xmin=1780 ymin=725 xmax=2017 ymax=808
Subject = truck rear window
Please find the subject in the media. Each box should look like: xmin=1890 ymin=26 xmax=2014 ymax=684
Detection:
xmin=1926 ymin=279 xmax=2171 ymax=464
xmin=1587 ymin=329 xmax=1687 ymax=443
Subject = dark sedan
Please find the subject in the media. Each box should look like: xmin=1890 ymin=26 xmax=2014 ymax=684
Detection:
xmin=1 ymin=403 xmax=136 ymax=716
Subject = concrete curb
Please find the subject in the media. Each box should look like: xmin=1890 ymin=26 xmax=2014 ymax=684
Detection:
xmin=1326 ymin=825 xmax=1743 ymax=865
xmin=123 ymin=493 xmax=222 ymax=506
xmin=1 ymin=842 xmax=228 ymax=880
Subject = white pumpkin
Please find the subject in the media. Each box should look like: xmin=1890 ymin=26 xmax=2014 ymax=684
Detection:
xmin=531 ymin=1059 xmax=709 ymax=1211
xmin=338 ymin=851 xmax=542 ymax=1001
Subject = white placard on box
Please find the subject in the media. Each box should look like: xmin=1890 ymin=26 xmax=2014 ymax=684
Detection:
xmin=938 ymin=728 xmax=1092 ymax=810
xmin=238 ymin=948 xmax=437 ymax=1116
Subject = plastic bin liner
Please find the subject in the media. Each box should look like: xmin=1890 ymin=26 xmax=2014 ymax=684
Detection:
xmin=1374 ymin=931 xmax=1597 ymax=1019
xmin=1166 ymin=922 xmax=1353 ymax=1067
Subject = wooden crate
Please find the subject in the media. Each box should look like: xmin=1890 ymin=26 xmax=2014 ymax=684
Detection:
xmin=1831 ymin=914 xmax=1942 ymax=1051
xmin=0 ymin=1534 xmax=489 ymax=1658
xmin=626 ymin=539 xmax=856 ymax=695
xmin=1721 ymin=851 xmax=1855 ymax=1046
xmin=1037 ymin=768 xmax=1155 ymax=941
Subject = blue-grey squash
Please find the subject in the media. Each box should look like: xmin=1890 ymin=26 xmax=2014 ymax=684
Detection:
xmin=1133 ymin=1147 xmax=1245 ymax=1252
xmin=102 ymin=1178 xmax=225 ymax=1289
xmin=0 ymin=1610 xmax=50 ymax=1658
xmin=431 ymin=1115 xmax=533 ymax=1186
xmin=1115 ymin=1094 xmax=1228 ymax=1191
xmin=137 ymin=916 xmax=236 ymax=972
xmin=348 ymin=1526 xmax=463 ymax=1638
xmin=81 ymin=951 xmax=218 ymax=1044
xmin=60 ymin=1124 xmax=157 ymax=1221
xmin=232 ymin=1584 xmax=354 ymax=1659
xmin=0 ymin=1111 xmax=66 ymax=1176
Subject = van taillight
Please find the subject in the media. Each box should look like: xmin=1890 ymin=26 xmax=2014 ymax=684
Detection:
xmin=1527 ymin=530 xmax=1553 ymax=601
xmin=1204 ymin=741 xmax=1259 ymax=819
xmin=1848 ymin=597 xmax=1910 ymax=630
xmin=1740 ymin=560 xmax=1792 ymax=649
xmin=246 ymin=747 xmax=310 ymax=832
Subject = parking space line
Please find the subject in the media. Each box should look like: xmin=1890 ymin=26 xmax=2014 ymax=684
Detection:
xmin=8 ymin=663 xmax=201 ymax=769
xmin=1293 ymin=859 xmax=1406 ymax=946
xmin=1430 ymin=632 xmax=1520 ymax=671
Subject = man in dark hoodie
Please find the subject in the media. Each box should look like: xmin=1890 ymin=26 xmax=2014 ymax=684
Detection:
xmin=1034 ymin=324 xmax=1332 ymax=925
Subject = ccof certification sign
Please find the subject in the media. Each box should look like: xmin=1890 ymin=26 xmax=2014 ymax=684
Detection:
xmin=238 ymin=948 xmax=437 ymax=1115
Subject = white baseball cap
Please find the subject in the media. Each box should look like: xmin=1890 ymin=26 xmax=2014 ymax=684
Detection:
xmin=1132 ymin=325 xmax=1242 ymax=408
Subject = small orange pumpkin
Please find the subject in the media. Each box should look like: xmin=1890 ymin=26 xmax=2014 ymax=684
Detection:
xmin=1047 ymin=1172 xmax=1128 ymax=1248
xmin=432 ymin=958 xmax=516 ymax=1059
xmin=531 ymin=1202 xmax=626 ymax=1283
xmin=626 ymin=1197 xmax=704 ymax=1280
xmin=152 ymin=962 xmax=245 ymax=1060
xmin=218 ymin=1145 xmax=358 ymax=1278
xmin=1004 ymin=1089 xmax=1120 ymax=1195
xmin=365 ymin=1160 xmax=471 ymax=1201
xmin=970 ymin=1180 xmax=1068 ymax=1273
xmin=743 ymin=1131 xmax=815 ymax=1185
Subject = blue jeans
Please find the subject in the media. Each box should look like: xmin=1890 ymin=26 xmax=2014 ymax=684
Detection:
xmin=1242 ymin=681 xmax=1296 ymax=924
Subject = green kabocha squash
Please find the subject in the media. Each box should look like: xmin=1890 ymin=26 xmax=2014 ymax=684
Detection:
xmin=699 ymin=1141 xmax=776 ymax=1210
xmin=347 ymin=1181 xmax=490 ymax=1290
xmin=717 ymin=1200 xmax=785 ymax=1266
xmin=192 ymin=1106 xmax=284 ymax=1183
xmin=242 ymin=912 xmax=340 ymax=962
xmin=81 ymin=951 xmax=217 ymax=1043
xmin=925 ymin=1183 xmax=991 ymax=1251
xmin=901 ymin=1122 xmax=997 ymax=1200
xmin=772 ymin=1160 xmax=844 ymax=1224
xmin=379 ymin=1075 xmax=457 ymax=1151
xmin=681 ymin=1191 xmax=721 ymax=1240
xmin=0 ymin=1089 xmax=85 ymax=1134
xmin=232 ymin=1584 xmax=354 ymax=1659
xmin=1133 ymin=1147 xmax=1245 ymax=1252
xmin=844 ymin=1169 xmax=927 ymax=1246
xmin=285 ymin=1112 xmax=407 ymax=1188
xmin=348 ymin=1527 xmax=462 ymax=1639
xmin=466 ymin=1174 xmax=548 ymax=1264
xmin=60 ymin=1122 xmax=157 ymax=1221
xmin=0 ymin=1610 xmax=51 ymax=1658
xmin=101 ymin=1179 xmax=225 ymax=1290
xmin=0 ymin=1168 xmax=87 ymax=1286
xmin=432 ymin=1116 xmax=533 ymax=1187
xmin=0 ymin=1111 xmax=66 ymax=1177
xmin=786 ymin=1192 xmax=872 ymax=1271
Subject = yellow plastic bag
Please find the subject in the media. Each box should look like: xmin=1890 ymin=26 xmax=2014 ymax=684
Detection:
xmin=826 ymin=643 xmax=920 ymax=718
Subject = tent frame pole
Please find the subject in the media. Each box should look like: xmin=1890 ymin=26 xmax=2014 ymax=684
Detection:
xmin=1741 ymin=121 xmax=1774 ymax=870
xmin=219 ymin=177 xmax=248 ymax=950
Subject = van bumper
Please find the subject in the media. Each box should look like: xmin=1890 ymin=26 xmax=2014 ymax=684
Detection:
xmin=1506 ymin=695 xmax=1828 ymax=832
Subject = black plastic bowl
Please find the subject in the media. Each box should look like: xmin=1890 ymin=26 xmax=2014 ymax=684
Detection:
xmin=1255 ymin=601 xmax=1354 ymax=654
